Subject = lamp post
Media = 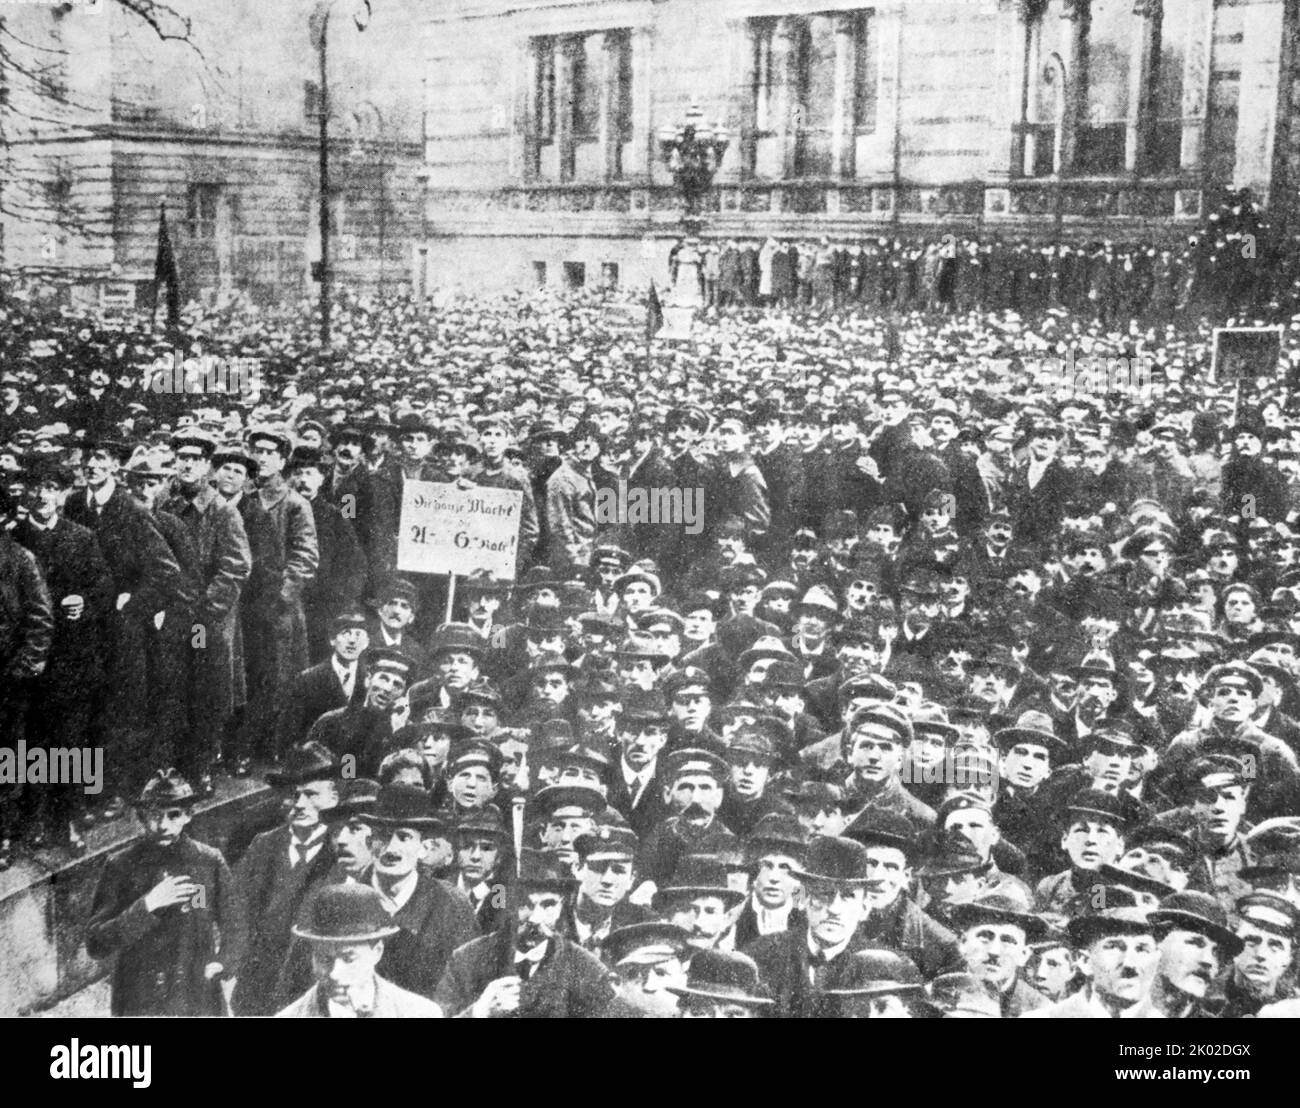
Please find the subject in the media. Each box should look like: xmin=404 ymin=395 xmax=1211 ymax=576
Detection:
xmin=309 ymin=0 xmax=371 ymax=348
xmin=656 ymin=101 xmax=729 ymax=339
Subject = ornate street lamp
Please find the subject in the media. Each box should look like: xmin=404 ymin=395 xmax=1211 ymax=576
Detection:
xmin=656 ymin=102 xmax=729 ymax=338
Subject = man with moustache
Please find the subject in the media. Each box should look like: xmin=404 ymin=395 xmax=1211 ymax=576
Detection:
xmin=275 ymin=608 xmax=370 ymax=753
xmin=733 ymin=813 xmax=808 ymax=947
xmin=433 ymin=849 xmax=615 ymax=1018
xmin=842 ymin=809 xmax=962 ymax=978
xmin=359 ymin=783 xmax=478 ymax=999
xmin=1023 ymin=885 xmax=1162 ymax=1018
xmin=232 ymin=743 xmax=341 ymax=1015
xmin=305 ymin=647 xmax=414 ymax=777
xmin=635 ymin=748 xmax=739 ymax=892
xmin=949 ymin=891 xmax=1050 ymax=1016
xmin=652 ymin=854 xmax=747 ymax=953
xmin=1146 ymin=890 xmax=1244 ymax=1017
xmin=324 ymin=423 xmax=397 ymax=586
xmin=607 ymin=692 xmax=672 ymax=836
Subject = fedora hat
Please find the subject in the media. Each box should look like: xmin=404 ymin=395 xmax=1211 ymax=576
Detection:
xmin=666 ymin=949 xmax=773 ymax=1008
xmin=1148 ymin=890 xmax=1244 ymax=955
xmin=323 ymin=777 xmax=382 ymax=823
xmin=516 ymin=847 xmax=579 ymax=892
xmin=818 ymin=949 xmax=927 ymax=1006
xmin=993 ymin=708 xmax=1067 ymax=754
xmin=653 ymin=854 xmax=746 ymax=909
xmin=947 ymin=892 xmax=1049 ymax=941
xmin=267 ymin=741 xmax=342 ymax=788
xmin=292 ymin=884 xmax=400 ymax=944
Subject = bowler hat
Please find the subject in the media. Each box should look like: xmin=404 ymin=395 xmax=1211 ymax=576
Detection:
xmin=323 ymin=777 xmax=382 ymax=823
xmin=291 ymin=884 xmax=400 ymax=943
xmin=516 ymin=848 xmax=579 ymax=892
xmin=667 ymin=949 xmax=773 ymax=1008
xmin=361 ymin=784 xmax=446 ymax=832
xmin=745 ymin=813 xmax=808 ymax=861
xmin=819 ymin=949 xmax=927 ymax=1000
xmin=654 ymin=854 xmax=746 ymax=908
xmin=791 ymin=835 xmax=873 ymax=886
xmin=842 ymin=809 xmax=918 ymax=860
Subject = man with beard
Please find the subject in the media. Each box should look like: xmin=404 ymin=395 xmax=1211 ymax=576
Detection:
xmin=1042 ymin=531 xmax=1125 ymax=625
xmin=433 ymin=848 xmax=615 ymax=1018
xmin=86 ymin=769 xmax=244 ymax=1017
xmin=1222 ymin=415 xmax=1288 ymax=522
xmin=938 ymin=794 xmax=1033 ymax=901
xmin=608 ymin=691 xmax=672 ymax=836
xmin=275 ymin=608 xmax=369 ymax=754
xmin=1146 ymin=890 xmax=1244 ymax=1016
xmin=733 ymin=813 xmax=807 ymax=947
xmin=1035 ymin=790 xmax=1131 ymax=916
xmin=359 ymin=784 xmax=478 ymax=1000
xmin=802 ymin=621 xmax=885 ymax=730
xmin=949 ymin=892 xmax=1050 ymax=1016
xmin=568 ymin=826 xmax=652 ymax=957
xmin=840 ymin=809 xmax=961 ymax=978
xmin=232 ymin=743 xmax=341 ymax=1015
xmin=720 ymin=729 xmax=793 ymax=837
xmin=1055 ymin=654 xmax=1131 ymax=761
xmin=635 ymin=748 xmax=739 ymax=891
xmin=1161 ymin=662 xmax=1300 ymax=819
xmin=275 ymin=884 xmax=440 ymax=1018
xmin=1150 ymin=644 xmax=1210 ymax=741
xmin=603 ymin=920 xmax=692 ymax=1016
xmin=453 ymin=805 xmax=511 ymax=934
xmin=965 ymin=643 xmax=1022 ymax=715
xmin=1022 ymin=884 xmax=1161 ymax=1018
xmin=743 ymin=836 xmax=880 ymax=1017
xmin=1218 ymin=893 xmax=1299 ymax=1017
xmin=305 ymin=647 xmax=414 ymax=777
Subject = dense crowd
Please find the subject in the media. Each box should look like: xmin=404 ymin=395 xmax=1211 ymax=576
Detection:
xmin=2 ymin=262 xmax=1300 ymax=1019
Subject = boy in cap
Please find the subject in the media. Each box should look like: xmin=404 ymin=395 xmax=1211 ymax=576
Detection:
xmin=274 ymin=607 xmax=370 ymax=753
xmin=86 ymin=769 xmax=245 ymax=1017
xmin=452 ymin=804 xmax=511 ymax=932
xmin=733 ymin=813 xmax=808 ymax=946
xmin=1219 ymin=892 xmax=1300 ymax=1017
xmin=1034 ymin=789 xmax=1130 ymax=917
xmin=433 ymin=849 xmax=615 ymax=1018
xmin=670 ymin=948 xmax=774 ymax=1018
xmin=569 ymin=826 xmax=650 ymax=957
xmin=840 ymin=703 xmax=936 ymax=827
xmin=603 ymin=920 xmax=691 ymax=1017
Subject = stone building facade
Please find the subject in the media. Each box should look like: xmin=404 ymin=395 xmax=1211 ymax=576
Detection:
xmin=422 ymin=0 xmax=1300 ymax=295
xmin=1 ymin=0 xmax=427 ymax=308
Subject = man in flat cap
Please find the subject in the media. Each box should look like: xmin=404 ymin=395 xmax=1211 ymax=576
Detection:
xmin=720 ymin=726 xmax=793 ymax=836
xmin=1035 ymin=789 xmax=1131 ymax=917
xmin=1219 ymin=892 xmax=1299 ymax=1017
xmin=569 ymin=825 xmax=651 ymax=957
xmin=274 ymin=607 xmax=370 ymax=753
xmin=433 ymin=848 xmax=614 ymax=1018
xmin=305 ymin=646 xmax=415 ymax=777
xmin=276 ymin=883 xmax=439 ymax=1018
xmin=733 ymin=813 xmax=808 ymax=947
xmin=86 ymin=769 xmax=244 ymax=1017
xmin=603 ymin=920 xmax=691 ymax=1017
xmin=634 ymin=746 xmax=739 ymax=892
xmin=452 ymin=804 xmax=511 ymax=933
xmin=359 ymin=783 xmax=478 ymax=999
xmin=608 ymin=691 xmax=672 ymax=835
xmin=840 ymin=703 xmax=936 ymax=827
xmin=1023 ymin=885 xmax=1161 ymax=1018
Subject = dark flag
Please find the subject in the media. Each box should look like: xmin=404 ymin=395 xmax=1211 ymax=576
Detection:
xmin=153 ymin=203 xmax=181 ymax=333
xmin=646 ymin=281 xmax=664 ymax=340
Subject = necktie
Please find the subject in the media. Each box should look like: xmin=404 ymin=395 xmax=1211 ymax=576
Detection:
xmin=292 ymin=843 xmax=311 ymax=869
xmin=516 ymin=959 xmax=534 ymax=982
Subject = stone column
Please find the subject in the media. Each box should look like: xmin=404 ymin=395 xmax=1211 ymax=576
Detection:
xmin=1059 ymin=0 xmax=1089 ymax=174
xmin=772 ymin=16 xmax=797 ymax=180
xmin=1127 ymin=0 xmax=1161 ymax=172
xmin=831 ymin=12 xmax=857 ymax=179
xmin=629 ymin=26 xmax=653 ymax=181
xmin=555 ymin=37 xmax=575 ymax=182
xmin=989 ymin=0 xmax=1043 ymax=181
xmin=599 ymin=32 xmax=617 ymax=181
xmin=1179 ymin=0 xmax=1214 ymax=173
xmin=513 ymin=37 xmax=534 ymax=182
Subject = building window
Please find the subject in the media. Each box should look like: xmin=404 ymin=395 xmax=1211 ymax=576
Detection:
xmin=601 ymin=261 xmax=619 ymax=289
xmin=612 ymin=31 xmax=633 ymax=142
xmin=853 ymin=10 xmax=877 ymax=135
xmin=187 ymin=184 xmax=220 ymax=239
xmin=752 ymin=19 xmax=776 ymax=133
xmin=1148 ymin=2 xmax=1189 ymax=174
xmin=532 ymin=261 xmax=547 ymax=288
xmin=563 ymin=261 xmax=586 ymax=289
xmin=304 ymin=80 xmax=322 ymax=124
xmin=1077 ymin=0 xmax=1130 ymax=175
xmin=570 ymin=36 xmax=601 ymax=140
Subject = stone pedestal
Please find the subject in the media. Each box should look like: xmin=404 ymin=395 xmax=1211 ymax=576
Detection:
xmin=661 ymin=234 xmax=703 ymax=340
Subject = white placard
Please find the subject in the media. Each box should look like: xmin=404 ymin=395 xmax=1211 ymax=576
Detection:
xmin=397 ymin=480 xmax=522 ymax=579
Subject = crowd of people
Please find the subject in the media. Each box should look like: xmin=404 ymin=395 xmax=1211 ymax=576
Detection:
xmin=2 ymin=256 xmax=1300 ymax=1019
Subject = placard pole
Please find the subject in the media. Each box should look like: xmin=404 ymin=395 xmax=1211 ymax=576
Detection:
xmin=445 ymin=573 xmax=457 ymax=624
